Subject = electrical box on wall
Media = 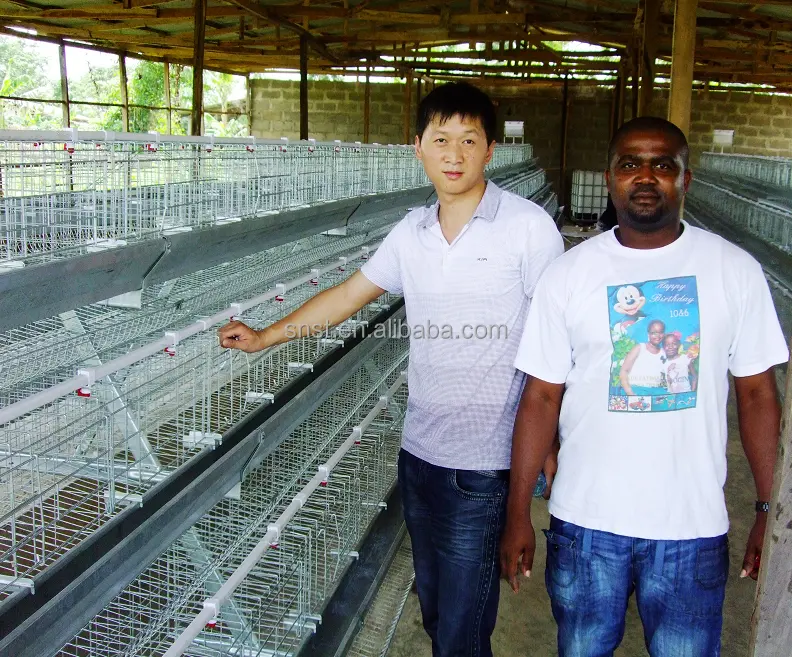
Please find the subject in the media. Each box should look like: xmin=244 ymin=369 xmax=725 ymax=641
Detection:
xmin=504 ymin=120 xmax=524 ymax=143
xmin=712 ymin=129 xmax=734 ymax=152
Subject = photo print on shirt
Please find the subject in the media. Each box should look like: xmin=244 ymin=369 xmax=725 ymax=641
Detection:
xmin=608 ymin=276 xmax=700 ymax=413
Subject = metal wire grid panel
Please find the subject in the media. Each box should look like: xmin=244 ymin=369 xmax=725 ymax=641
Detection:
xmin=700 ymin=152 xmax=792 ymax=189
xmin=346 ymin=537 xmax=415 ymax=657
xmin=570 ymin=170 xmax=608 ymax=224
xmin=687 ymin=178 xmax=792 ymax=252
xmin=0 ymin=241 xmax=399 ymax=603
xmin=498 ymin=168 xmax=546 ymax=200
xmin=0 ymin=212 xmax=397 ymax=397
xmin=56 ymin=338 xmax=409 ymax=657
xmin=0 ymin=130 xmax=532 ymax=265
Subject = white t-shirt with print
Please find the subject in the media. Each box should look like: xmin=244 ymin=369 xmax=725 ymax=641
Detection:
xmin=514 ymin=222 xmax=789 ymax=540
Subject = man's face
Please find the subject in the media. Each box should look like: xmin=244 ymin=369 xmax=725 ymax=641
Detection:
xmin=605 ymin=129 xmax=692 ymax=233
xmin=415 ymin=114 xmax=494 ymax=197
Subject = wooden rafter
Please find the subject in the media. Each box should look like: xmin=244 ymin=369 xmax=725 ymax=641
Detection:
xmin=222 ymin=0 xmax=342 ymax=63
xmin=0 ymin=0 xmax=791 ymax=89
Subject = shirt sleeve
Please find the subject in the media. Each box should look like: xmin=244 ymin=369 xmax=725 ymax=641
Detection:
xmin=729 ymin=258 xmax=789 ymax=377
xmin=520 ymin=210 xmax=565 ymax=298
xmin=514 ymin=263 xmax=573 ymax=384
xmin=360 ymin=218 xmax=406 ymax=295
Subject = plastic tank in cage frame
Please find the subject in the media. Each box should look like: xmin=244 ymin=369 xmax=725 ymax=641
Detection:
xmin=570 ymin=170 xmax=608 ymax=226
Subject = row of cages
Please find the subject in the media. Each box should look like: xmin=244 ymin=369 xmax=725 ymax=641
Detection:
xmin=0 ymin=129 xmax=534 ymax=264
xmin=0 ymin=162 xmax=546 ymax=400
xmin=0 ymin=158 xmax=549 ymax=657
xmin=688 ymin=178 xmax=792 ymax=253
xmin=700 ymin=152 xmax=792 ymax=190
xmin=58 ymin=341 xmax=409 ymax=657
xmin=0 ymin=213 xmax=402 ymax=606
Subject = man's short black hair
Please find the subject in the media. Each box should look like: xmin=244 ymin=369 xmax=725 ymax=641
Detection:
xmin=416 ymin=82 xmax=497 ymax=144
xmin=608 ymin=116 xmax=690 ymax=169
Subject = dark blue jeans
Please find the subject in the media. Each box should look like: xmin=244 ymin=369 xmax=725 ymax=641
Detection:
xmin=398 ymin=449 xmax=508 ymax=657
xmin=544 ymin=516 xmax=729 ymax=657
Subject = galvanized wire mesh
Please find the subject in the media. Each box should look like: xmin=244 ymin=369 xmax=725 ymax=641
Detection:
xmin=346 ymin=537 xmax=415 ymax=657
xmin=0 ymin=237 xmax=399 ymax=603
xmin=700 ymin=152 xmax=792 ymax=189
xmin=687 ymin=178 xmax=792 ymax=252
xmin=0 ymin=212 xmax=396 ymax=396
xmin=0 ymin=130 xmax=532 ymax=265
xmin=56 ymin=339 xmax=409 ymax=657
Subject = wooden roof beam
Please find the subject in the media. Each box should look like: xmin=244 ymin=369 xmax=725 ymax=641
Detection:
xmin=0 ymin=6 xmax=158 ymax=19
xmin=221 ymin=0 xmax=342 ymax=63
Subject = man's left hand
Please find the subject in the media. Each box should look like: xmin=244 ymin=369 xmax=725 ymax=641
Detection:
xmin=740 ymin=514 xmax=768 ymax=581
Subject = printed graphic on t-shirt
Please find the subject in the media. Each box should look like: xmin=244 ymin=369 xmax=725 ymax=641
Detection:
xmin=607 ymin=276 xmax=699 ymax=413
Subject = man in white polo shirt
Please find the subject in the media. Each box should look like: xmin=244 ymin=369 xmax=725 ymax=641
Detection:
xmin=219 ymin=82 xmax=563 ymax=656
xmin=500 ymin=117 xmax=788 ymax=656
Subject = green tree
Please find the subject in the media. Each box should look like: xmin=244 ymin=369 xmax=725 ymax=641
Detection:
xmin=0 ymin=36 xmax=61 ymax=129
xmin=169 ymin=64 xmax=192 ymax=135
xmin=129 ymin=60 xmax=165 ymax=133
xmin=204 ymin=70 xmax=247 ymax=137
xmin=68 ymin=63 xmax=123 ymax=130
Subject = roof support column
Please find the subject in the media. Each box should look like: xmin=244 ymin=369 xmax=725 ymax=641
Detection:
xmin=750 ymin=362 xmax=792 ymax=656
xmin=58 ymin=43 xmax=70 ymax=128
xmin=191 ymin=0 xmax=207 ymax=136
xmin=164 ymin=60 xmax=172 ymax=134
xmin=363 ymin=65 xmax=371 ymax=143
xmin=559 ymin=75 xmax=570 ymax=208
xmin=119 ymin=54 xmax=129 ymax=132
xmin=300 ymin=33 xmax=308 ymax=140
xmin=668 ymin=0 xmax=697 ymax=135
xmin=403 ymin=70 xmax=413 ymax=145
xmin=639 ymin=0 xmax=660 ymax=116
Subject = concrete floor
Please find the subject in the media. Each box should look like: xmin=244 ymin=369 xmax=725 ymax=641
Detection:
xmin=387 ymin=386 xmax=766 ymax=657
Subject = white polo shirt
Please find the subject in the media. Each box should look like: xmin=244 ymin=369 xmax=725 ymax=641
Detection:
xmin=361 ymin=181 xmax=564 ymax=469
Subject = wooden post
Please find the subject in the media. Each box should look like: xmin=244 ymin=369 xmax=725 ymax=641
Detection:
xmin=246 ymin=73 xmax=253 ymax=136
xmin=618 ymin=58 xmax=627 ymax=129
xmin=191 ymin=0 xmax=207 ymax=136
xmin=299 ymin=34 xmax=308 ymax=140
xmin=164 ymin=59 xmax=172 ymax=134
xmin=559 ymin=76 xmax=570 ymax=207
xmin=750 ymin=356 xmax=792 ymax=657
xmin=610 ymin=69 xmax=621 ymax=141
xmin=427 ymin=46 xmax=432 ymax=81
xmin=668 ymin=0 xmax=697 ymax=136
xmin=119 ymin=55 xmax=129 ymax=132
xmin=363 ymin=65 xmax=371 ymax=143
xmin=640 ymin=0 xmax=661 ymax=116
xmin=58 ymin=43 xmax=70 ymax=128
xmin=403 ymin=71 xmax=413 ymax=144
xmin=631 ymin=42 xmax=640 ymax=122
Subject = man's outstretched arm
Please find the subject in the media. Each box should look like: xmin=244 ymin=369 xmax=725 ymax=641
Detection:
xmin=500 ymin=376 xmax=564 ymax=592
xmin=217 ymin=271 xmax=386 ymax=353
xmin=733 ymin=368 xmax=782 ymax=580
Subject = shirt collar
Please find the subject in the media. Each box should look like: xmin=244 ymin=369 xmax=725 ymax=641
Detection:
xmin=418 ymin=180 xmax=503 ymax=229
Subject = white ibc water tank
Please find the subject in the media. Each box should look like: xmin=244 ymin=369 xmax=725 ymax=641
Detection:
xmin=570 ymin=170 xmax=608 ymax=224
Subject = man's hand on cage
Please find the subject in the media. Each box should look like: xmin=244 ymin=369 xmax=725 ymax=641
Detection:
xmin=218 ymin=321 xmax=267 ymax=353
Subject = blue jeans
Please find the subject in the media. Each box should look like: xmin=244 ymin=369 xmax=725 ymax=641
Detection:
xmin=544 ymin=516 xmax=729 ymax=657
xmin=398 ymin=449 xmax=508 ymax=657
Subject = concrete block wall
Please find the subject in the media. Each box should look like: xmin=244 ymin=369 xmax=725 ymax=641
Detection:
xmin=250 ymin=78 xmax=416 ymax=145
xmin=494 ymin=86 xmax=613 ymax=191
xmin=494 ymin=85 xmax=792 ymax=207
xmin=251 ymin=77 xmax=792 ymax=201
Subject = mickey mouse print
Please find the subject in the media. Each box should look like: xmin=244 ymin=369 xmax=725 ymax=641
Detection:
xmin=608 ymin=276 xmax=700 ymax=413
